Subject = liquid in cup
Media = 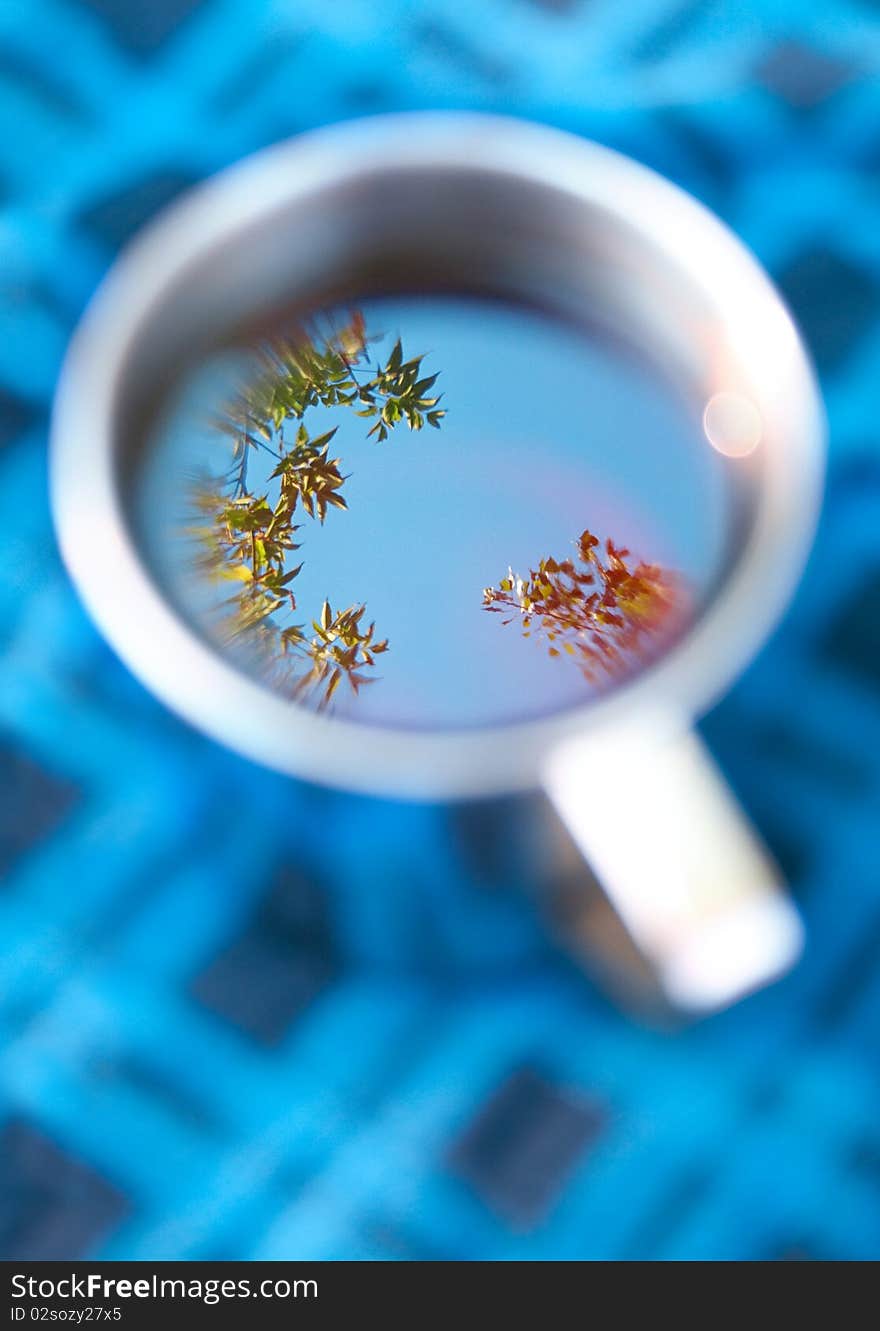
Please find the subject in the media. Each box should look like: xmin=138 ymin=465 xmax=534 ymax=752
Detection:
xmin=140 ymin=293 xmax=740 ymax=731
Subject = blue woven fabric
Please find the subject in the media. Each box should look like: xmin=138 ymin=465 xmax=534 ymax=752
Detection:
xmin=2 ymin=0 xmax=880 ymax=1261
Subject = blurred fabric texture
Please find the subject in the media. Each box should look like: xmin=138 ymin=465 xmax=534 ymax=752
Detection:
xmin=2 ymin=0 xmax=880 ymax=1260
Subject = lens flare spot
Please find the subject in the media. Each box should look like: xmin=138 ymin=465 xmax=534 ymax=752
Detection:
xmin=702 ymin=391 xmax=762 ymax=458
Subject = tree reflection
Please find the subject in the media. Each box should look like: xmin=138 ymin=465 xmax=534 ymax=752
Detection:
xmin=190 ymin=311 xmax=444 ymax=709
xmin=483 ymin=529 xmax=682 ymax=684
xmin=190 ymin=311 xmax=683 ymax=712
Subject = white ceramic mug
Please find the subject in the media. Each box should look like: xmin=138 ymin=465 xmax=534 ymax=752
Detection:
xmin=50 ymin=114 xmax=825 ymax=1013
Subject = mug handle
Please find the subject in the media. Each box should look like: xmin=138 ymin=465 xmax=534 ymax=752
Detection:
xmin=541 ymin=714 xmax=803 ymax=1013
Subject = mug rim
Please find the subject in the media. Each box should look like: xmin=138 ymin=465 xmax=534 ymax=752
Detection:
xmin=50 ymin=112 xmax=826 ymax=798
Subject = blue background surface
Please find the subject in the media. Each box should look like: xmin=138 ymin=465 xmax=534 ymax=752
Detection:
xmin=2 ymin=0 xmax=880 ymax=1261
